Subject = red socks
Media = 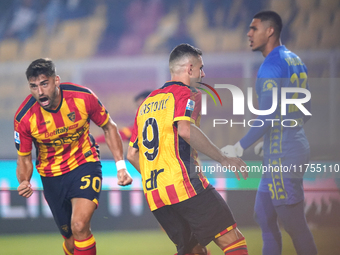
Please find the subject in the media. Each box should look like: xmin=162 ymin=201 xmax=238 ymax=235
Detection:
xmin=174 ymin=251 xmax=211 ymax=255
xmin=74 ymin=234 xmax=96 ymax=255
xmin=222 ymin=237 xmax=248 ymax=255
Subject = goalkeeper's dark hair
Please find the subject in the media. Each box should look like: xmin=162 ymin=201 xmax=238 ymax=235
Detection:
xmin=254 ymin=11 xmax=282 ymax=37
xmin=26 ymin=58 xmax=56 ymax=80
xmin=169 ymin=43 xmax=202 ymax=65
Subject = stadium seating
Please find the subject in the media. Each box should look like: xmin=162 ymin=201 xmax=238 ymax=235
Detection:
xmin=222 ymin=29 xmax=246 ymax=52
xmin=295 ymin=0 xmax=317 ymax=10
xmin=0 ymin=39 xmax=19 ymax=62
xmin=21 ymin=26 xmax=45 ymax=61
xmin=270 ymin=0 xmax=293 ymax=24
xmin=294 ymin=27 xmax=319 ymax=49
xmin=320 ymin=0 xmax=340 ymax=11
xmin=0 ymin=3 xmax=106 ymax=62
xmin=0 ymin=0 xmax=339 ymax=61
xmin=290 ymin=10 xmax=309 ymax=33
xmin=307 ymin=9 xmax=332 ymax=31
xmin=319 ymin=26 xmax=340 ymax=49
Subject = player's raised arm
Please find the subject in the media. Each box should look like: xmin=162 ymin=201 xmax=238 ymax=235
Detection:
xmin=101 ymin=117 xmax=132 ymax=186
xmin=16 ymin=154 xmax=34 ymax=198
xmin=177 ymin=119 xmax=248 ymax=180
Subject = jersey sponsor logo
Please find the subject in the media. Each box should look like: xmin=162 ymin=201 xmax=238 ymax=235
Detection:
xmin=40 ymin=120 xmax=51 ymax=126
xmin=44 ymin=127 xmax=86 ymax=146
xmin=45 ymin=126 xmax=69 ymax=138
xmin=186 ymin=99 xmax=195 ymax=111
xmin=84 ymin=150 xmax=92 ymax=158
xmin=44 ymin=124 xmax=79 ymax=138
xmin=14 ymin=131 xmax=20 ymax=144
xmin=67 ymin=111 xmax=76 ymax=122
xmin=145 ymin=169 xmax=164 ymax=191
xmin=69 ymin=123 xmax=78 ymax=130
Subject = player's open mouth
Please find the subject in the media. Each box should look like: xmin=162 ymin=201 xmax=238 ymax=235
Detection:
xmin=249 ymin=40 xmax=253 ymax=47
xmin=39 ymin=97 xmax=50 ymax=107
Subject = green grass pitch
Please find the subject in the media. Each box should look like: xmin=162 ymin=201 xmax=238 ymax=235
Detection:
xmin=0 ymin=227 xmax=339 ymax=254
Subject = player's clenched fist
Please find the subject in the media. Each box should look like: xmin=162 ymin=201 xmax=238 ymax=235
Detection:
xmin=117 ymin=169 xmax=133 ymax=186
xmin=17 ymin=180 xmax=33 ymax=198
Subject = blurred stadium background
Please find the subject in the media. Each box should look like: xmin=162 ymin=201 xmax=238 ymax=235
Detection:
xmin=0 ymin=0 xmax=339 ymax=254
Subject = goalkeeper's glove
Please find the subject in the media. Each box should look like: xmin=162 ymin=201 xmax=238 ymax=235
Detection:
xmin=221 ymin=141 xmax=244 ymax=157
xmin=221 ymin=145 xmax=237 ymax=157
xmin=254 ymin=141 xmax=264 ymax=157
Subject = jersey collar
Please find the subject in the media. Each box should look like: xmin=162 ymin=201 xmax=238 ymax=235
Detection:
xmin=161 ymin=81 xmax=198 ymax=92
xmin=267 ymin=45 xmax=286 ymax=58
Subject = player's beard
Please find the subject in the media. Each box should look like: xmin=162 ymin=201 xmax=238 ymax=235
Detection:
xmin=42 ymin=87 xmax=60 ymax=110
xmin=193 ymin=77 xmax=202 ymax=88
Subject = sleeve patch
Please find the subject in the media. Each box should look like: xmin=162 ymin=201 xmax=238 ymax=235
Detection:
xmin=263 ymin=79 xmax=278 ymax=92
xmin=186 ymin=99 xmax=195 ymax=111
xmin=14 ymin=131 xmax=20 ymax=144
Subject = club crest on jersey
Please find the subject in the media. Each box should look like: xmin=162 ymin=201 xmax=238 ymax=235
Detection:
xmin=67 ymin=111 xmax=76 ymax=122
xmin=186 ymin=99 xmax=195 ymax=111
xmin=263 ymin=79 xmax=278 ymax=92
xmin=14 ymin=131 xmax=20 ymax=144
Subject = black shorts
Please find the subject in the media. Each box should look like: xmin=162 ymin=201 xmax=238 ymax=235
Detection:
xmin=41 ymin=162 xmax=102 ymax=238
xmin=152 ymin=187 xmax=236 ymax=254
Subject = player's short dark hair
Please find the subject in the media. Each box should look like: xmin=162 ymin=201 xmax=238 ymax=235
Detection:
xmin=26 ymin=58 xmax=56 ymax=80
xmin=254 ymin=11 xmax=282 ymax=36
xmin=169 ymin=43 xmax=202 ymax=64
xmin=134 ymin=90 xmax=152 ymax=102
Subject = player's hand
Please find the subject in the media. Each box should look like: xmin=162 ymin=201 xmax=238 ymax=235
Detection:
xmin=117 ymin=169 xmax=133 ymax=186
xmin=254 ymin=141 xmax=264 ymax=157
xmin=221 ymin=157 xmax=248 ymax=181
xmin=17 ymin=180 xmax=33 ymax=198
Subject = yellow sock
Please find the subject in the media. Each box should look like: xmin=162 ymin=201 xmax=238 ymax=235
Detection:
xmin=63 ymin=241 xmax=73 ymax=255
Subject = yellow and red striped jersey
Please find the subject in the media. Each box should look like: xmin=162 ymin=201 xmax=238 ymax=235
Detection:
xmin=129 ymin=81 xmax=210 ymax=211
xmin=14 ymin=83 xmax=109 ymax=177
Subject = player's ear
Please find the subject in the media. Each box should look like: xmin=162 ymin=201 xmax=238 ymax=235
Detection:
xmin=187 ymin=64 xmax=193 ymax=76
xmin=267 ymin=26 xmax=275 ymax=38
xmin=55 ymin=75 xmax=61 ymax=86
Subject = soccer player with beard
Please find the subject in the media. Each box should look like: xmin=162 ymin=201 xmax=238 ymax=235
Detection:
xmin=14 ymin=58 xmax=132 ymax=255
xmin=127 ymin=44 xmax=249 ymax=255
